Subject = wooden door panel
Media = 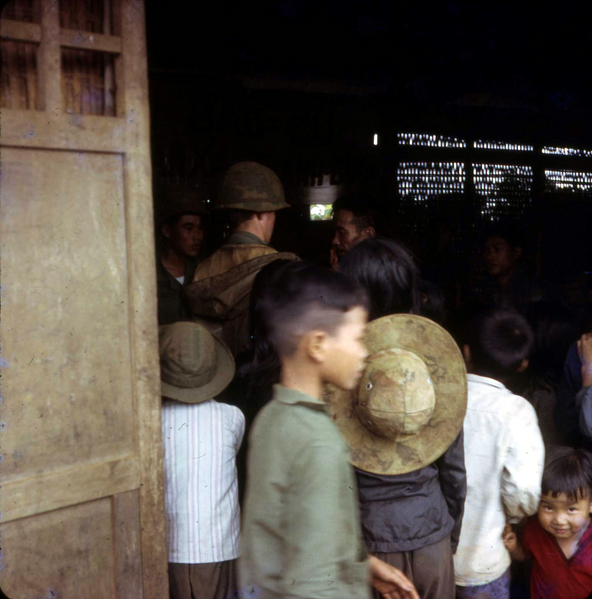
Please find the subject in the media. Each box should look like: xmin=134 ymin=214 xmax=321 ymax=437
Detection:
xmin=1 ymin=492 xmax=142 ymax=599
xmin=0 ymin=1 xmax=168 ymax=595
xmin=1 ymin=148 xmax=136 ymax=486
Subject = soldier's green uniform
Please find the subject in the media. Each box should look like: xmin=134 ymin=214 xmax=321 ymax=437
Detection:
xmin=183 ymin=162 xmax=297 ymax=357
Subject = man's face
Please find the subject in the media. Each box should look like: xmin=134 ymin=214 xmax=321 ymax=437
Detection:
xmin=163 ymin=214 xmax=203 ymax=258
xmin=482 ymin=235 xmax=520 ymax=277
xmin=331 ymin=209 xmax=370 ymax=259
xmin=321 ymin=306 xmax=369 ymax=391
xmin=538 ymin=492 xmax=592 ymax=542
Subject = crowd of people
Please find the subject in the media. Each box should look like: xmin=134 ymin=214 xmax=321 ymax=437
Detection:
xmin=155 ymin=161 xmax=592 ymax=599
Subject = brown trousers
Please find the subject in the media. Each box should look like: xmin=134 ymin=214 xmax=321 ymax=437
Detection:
xmin=168 ymin=560 xmax=237 ymax=599
xmin=372 ymin=535 xmax=455 ymax=599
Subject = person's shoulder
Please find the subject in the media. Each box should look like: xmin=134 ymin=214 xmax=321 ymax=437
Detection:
xmin=251 ymin=399 xmax=338 ymax=450
xmin=469 ymin=376 xmax=535 ymax=412
xmin=210 ymin=400 xmax=245 ymax=423
xmin=503 ymin=390 xmax=539 ymax=422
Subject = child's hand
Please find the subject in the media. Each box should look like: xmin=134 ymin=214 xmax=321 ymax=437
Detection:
xmin=502 ymin=523 xmax=518 ymax=552
xmin=368 ymin=555 xmax=419 ymax=599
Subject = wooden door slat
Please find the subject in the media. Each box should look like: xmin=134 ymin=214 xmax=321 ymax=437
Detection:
xmin=113 ymin=491 xmax=145 ymax=599
xmin=0 ymin=18 xmax=41 ymax=42
xmin=0 ymin=110 xmax=125 ymax=150
xmin=59 ymin=29 xmax=121 ymax=53
xmin=2 ymin=456 xmax=141 ymax=524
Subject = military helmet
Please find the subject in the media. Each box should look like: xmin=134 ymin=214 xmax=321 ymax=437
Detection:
xmin=215 ymin=161 xmax=290 ymax=212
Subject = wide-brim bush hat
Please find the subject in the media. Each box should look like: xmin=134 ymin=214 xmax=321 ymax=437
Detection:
xmin=159 ymin=321 xmax=235 ymax=403
xmin=157 ymin=188 xmax=210 ymax=226
xmin=327 ymin=314 xmax=467 ymax=475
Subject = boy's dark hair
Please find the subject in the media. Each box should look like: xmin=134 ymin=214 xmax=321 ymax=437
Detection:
xmin=258 ymin=261 xmax=369 ymax=356
xmin=332 ymin=193 xmax=377 ymax=232
xmin=339 ymin=237 xmax=420 ymax=320
xmin=542 ymin=447 xmax=592 ymax=502
xmin=463 ymin=305 xmax=534 ymax=382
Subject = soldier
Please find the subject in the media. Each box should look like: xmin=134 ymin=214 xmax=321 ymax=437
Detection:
xmin=156 ymin=190 xmax=208 ymax=325
xmin=183 ymin=161 xmax=298 ymax=357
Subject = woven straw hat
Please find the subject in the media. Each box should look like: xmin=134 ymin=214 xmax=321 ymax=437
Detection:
xmin=326 ymin=314 xmax=467 ymax=475
xmin=159 ymin=322 xmax=235 ymax=403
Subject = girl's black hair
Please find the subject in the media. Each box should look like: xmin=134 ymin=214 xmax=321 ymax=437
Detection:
xmin=339 ymin=237 xmax=420 ymax=321
xmin=542 ymin=447 xmax=592 ymax=502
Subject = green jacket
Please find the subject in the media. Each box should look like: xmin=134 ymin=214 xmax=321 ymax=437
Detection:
xmin=183 ymin=232 xmax=298 ymax=356
xmin=239 ymin=385 xmax=370 ymax=599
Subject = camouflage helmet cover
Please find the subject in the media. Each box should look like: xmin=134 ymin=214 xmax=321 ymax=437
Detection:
xmin=215 ymin=161 xmax=290 ymax=212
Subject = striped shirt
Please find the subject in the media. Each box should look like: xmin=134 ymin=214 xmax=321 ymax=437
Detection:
xmin=162 ymin=398 xmax=245 ymax=564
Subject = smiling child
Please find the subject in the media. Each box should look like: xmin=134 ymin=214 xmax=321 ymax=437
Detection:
xmin=504 ymin=447 xmax=592 ymax=599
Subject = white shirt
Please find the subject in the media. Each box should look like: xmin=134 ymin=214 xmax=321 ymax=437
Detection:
xmin=454 ymin=374 xmax=545 ymax=586
xmin=162 ymin=398 xmax=245 ymax=564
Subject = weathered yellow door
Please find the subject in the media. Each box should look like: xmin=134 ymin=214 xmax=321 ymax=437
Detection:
xmin=0 ymin=1 xmax=168 ymax=597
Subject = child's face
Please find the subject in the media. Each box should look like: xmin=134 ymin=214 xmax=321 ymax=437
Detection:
xmin=538 ymin=492 xmax=592 ymax=542
xmin=321 ymin=306 xmax=368 ymax=391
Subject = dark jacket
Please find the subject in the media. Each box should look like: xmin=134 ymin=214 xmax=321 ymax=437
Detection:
xmin=555 ymin=343 xmax=591 ymax=449
xmin=355 ymin=430 xmax=466 ymax=554
xmin=156 ymin=256 xmax=199 ymax=325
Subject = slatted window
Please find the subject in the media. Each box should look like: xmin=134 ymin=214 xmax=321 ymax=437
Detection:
xmin=1 ymin=0 xmax=40 ymax=23
xmin=1 ymin=0 xmax=40 ymax=110
xmin=398 ymin=133 xmax=466 ymax=148
xmin=545 ymin=170 xmax=592 ymax=194
xmin=398 ymin=162 xmax=465 ymax=203
xmin=473 ymin=165 xmax=533 ymax=221
xmin=474 ymin=140 xmax=533 ymax=151
xmin=542 ymin=147 xmax=592 ymax=158
xmin=59 ymin=0 xmax=112 ymax=34
xmin=1 ymin=0 xmax=121 ymax=115
xmin=62 ymin=48 xmax=115 ymax=116
xmin=1 ymin=39 xmax=39 ymax=110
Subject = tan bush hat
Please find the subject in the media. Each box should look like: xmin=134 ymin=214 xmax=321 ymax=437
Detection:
xmin=326 ymin=314 xmax=467 ymax=475
xmin=159 ymin=322 xmax=235 ymax=403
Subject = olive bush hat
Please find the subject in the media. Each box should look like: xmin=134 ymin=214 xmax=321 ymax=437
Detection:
xmin=215 ymin=161 xmax=290 ymax=212
xmin=159 ymin=322 xmax=235 ymax=403
xmin=326 ymin=314 xmax=467 ymax=475
xmin=157 ymin=188 xmax=209 ymax=226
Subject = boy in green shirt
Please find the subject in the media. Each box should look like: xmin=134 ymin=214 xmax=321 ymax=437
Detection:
xmin=239 ymin=262 xmax=418 ymax=599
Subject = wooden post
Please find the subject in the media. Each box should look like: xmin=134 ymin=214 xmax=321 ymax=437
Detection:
xmin=120 ymin=0 xmax=169 ymax=596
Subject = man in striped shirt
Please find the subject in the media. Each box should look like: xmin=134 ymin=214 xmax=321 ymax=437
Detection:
xmin=159 ymin=321 xmax=245 ymax=599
